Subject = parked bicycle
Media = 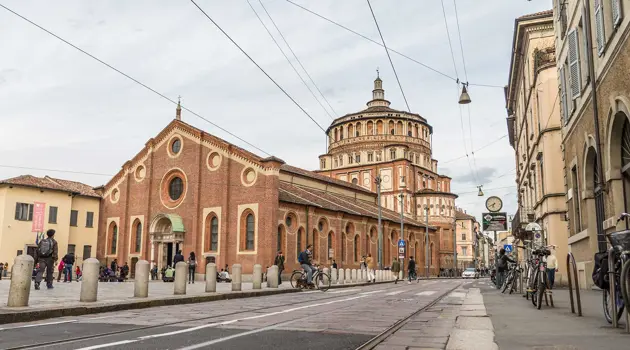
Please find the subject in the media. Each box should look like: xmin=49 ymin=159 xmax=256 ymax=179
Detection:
xmin=527 ymin=243 xmax=555 ymax=310
xmin=290 ymin=265 xmax=331 ymax=292
xmin=501 ymin=262 xmax=522 ymax=294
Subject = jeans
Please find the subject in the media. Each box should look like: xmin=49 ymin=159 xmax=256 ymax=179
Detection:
xmin=278 ymin=268 xmax=283 ymax=284
xmin=547 ymin=268 xmax=556 ymax=289
xmin=64 ymin=264 xmax=73 ymax=282
xmin=36 ymin=258 xmax=54 ymax=286
xmin=408 ymin=270 xmax=417 ymax=281
xmin=189 ymin=266 xmax=196 ymax=283
xmin=496 ymin=270 xmax=506 ymax=289
xmin=301 ymin=264 xmax=313 ymax=284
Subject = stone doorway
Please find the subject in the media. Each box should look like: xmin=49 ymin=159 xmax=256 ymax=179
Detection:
xmin=149 ymin=214 xmax=186 ymax=272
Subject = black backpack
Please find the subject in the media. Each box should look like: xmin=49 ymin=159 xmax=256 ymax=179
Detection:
xmin=496 ymin=255 xmax=507 ymax=271
xmin=592 ymin=252 xmax=609 ymax=290
xmin=38 ymin=238 xmax=54 ymax=258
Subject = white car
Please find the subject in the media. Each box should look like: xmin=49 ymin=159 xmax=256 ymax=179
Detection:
xmin=461 ymin=268 xmax=479 ymax=279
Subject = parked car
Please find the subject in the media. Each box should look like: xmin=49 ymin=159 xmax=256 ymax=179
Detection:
xmin=461 ymin=268 xmax=479 ymax=279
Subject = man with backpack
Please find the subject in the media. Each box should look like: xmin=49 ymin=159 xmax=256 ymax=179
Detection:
xmin=496 ymin=248 xmax=515 ymax=289
xmin=61 ymin=252 xmax=75 ymax=282
xmin=34 ymin=229 xmax=58 ymax=290
xmin=298 ymin=244 xmax=314 ymax=287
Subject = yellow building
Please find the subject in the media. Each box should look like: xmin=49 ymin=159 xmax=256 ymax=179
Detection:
xmin=0 ymin=175 xmax=100 ymax=269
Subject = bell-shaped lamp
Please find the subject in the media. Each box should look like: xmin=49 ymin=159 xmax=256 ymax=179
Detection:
xmin=477 ymin=185 xmax=484 ymax=197
xmin=459 ymin=83 xmax=471 ymax=104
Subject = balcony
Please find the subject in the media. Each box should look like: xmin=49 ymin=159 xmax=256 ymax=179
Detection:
xmin=329 ymin=134 xmax=431 ymax=152
xmin=511 ymin=208 xmax=535 ymax=239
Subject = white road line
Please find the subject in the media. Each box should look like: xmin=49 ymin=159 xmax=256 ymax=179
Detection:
xmin=329 ymin=288 xmax=361 ymax=294
xmin=449 ymin=292 xmax=466 ymax=298
xmin=360 ymin=290 xmax=383 ymax=295
xmin=75 ymin=293 xmax=370 ymax=350
xmin=385 ymin=290 xmax=404 ymax=296
xmin=0 ymin=319 xmax=76 ymax=331
xmin=415 ymin=291 xmax=437 ymax=296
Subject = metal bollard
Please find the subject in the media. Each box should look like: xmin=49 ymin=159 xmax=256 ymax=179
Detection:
xmin=267 ymin=265 xmax=278 ymax=288
xmin=206 ymin=263 xmax=217 ymax=293
xmin=232 ymin=264 xmax=242 ymax=291
xmin=174 ymin=262 xmax=187 ymax=295
xmin=253 ymin=264 xmax=262 ymax=289
xmin=7 ymin=254 xmax=34 ymax=307
xmin=323 ymin=267 xmax=330 ymax=285
xmin=80 ymin=258 xmax=100 ymax=302
xmin=331 ymin=267 xmax=337 ymax=284
xmin=134 ymin=260 xmax=150 ymax=298
xmin=338 ymin=268 xmax=345 ymax=284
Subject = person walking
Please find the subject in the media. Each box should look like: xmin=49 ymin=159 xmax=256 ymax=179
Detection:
xmin=110 ymin=259 xmax=118 ymax=276
xmin=496 ymin=248 xmax=515 ymax=289
xmin=407 ymin=256 xmax=417 ymax=284
xmin=34 ymin=229 xmax=58 ymax=290
xmin=0 ymin=262 xmax=3 ymax=281
xmin=366 ymin=253 xmax=375 ymax=283
xmin=546 ymin=251 xmax=558 ymax=290
xmin=57 ymin=259 xmax=65 ymax=282
xmin=3 ymin=262 xmax=7 ymax=278
xmin=274 ymin=251 xmax=285 ymax=285
xmin=391 ymin=258 xmax=401 ymax=284
xmin=61 ymin=252 xmax=75 ymax=282
xmin=187 ymin=252 xmax=197 ymax=284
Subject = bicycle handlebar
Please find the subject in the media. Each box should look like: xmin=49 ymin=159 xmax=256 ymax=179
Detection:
xmin=617 ymin=212 xmax=630 ymax=223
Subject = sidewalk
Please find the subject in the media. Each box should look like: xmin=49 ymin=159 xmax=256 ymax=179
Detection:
xmin=480 ymin=281 xmax=630 ymax=349
xmin=0 ymin=279 xmax=391 ymax=324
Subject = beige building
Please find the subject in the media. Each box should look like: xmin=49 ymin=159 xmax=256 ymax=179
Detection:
xmin=455 ymin=209 xmax=477 ymax=269
xmin=506 ymin=10 xmax=570 ymax=285
xmin=553 ymin=0 xmax=630 ymax=288
xmin=0 ymin=175 xmax=100 ymax=268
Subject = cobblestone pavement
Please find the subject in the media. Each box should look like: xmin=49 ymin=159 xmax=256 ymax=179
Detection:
xmin=0 ymin=279 xmax=469 ymax=350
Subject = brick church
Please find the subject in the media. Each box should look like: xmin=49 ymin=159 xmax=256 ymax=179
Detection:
xmin=97 ymin=77 xmax=454 ymax=278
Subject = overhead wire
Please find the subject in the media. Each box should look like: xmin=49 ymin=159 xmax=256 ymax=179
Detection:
xmin=365 ymin=0 xmax=411 ymax=112
xmin=441 ymin=134 xmax=507 ymax=164
xmin=0 ymin=3 xmax=272 ymax=157
xmin=189 ymin=0 xmax=327 ymax=133
xmin=246 ymin=0 xmax=334 ymax=121
xmin=257 ymin=0 xmax=338 ymax=118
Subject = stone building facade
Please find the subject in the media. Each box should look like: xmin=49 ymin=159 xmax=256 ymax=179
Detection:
xmin=97 ymin=111 xmax=438 ymax=279
xmin=506 ymin=10 xmax=570 ymax=285
xmin=554 ymin=0 xmax=630 ymax=288
xmin=317 ymin=76 xmax=458 ymax=271
xmin=455 ymin=210 xmax=477 ymax=269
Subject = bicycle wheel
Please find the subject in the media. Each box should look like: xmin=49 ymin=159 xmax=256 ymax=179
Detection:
xmin=315 ymin=272 xmax=331 ymax=292
xmin=501 ymin=272 xmax=512 ymax=293
xmin=509 ymin=272 xmax=519 ymax=294
xmin=536 ymin=270 xmax=546 ymax=310
xmin=603 ymin=286 xmax=625 ymax=324
xmin=620 ymin=259 xmax=630 ymax=314
xmin=290 ymin=271 xmax=304 ymax=289
xmin=531 ymin=271 xmax=539 ymax=307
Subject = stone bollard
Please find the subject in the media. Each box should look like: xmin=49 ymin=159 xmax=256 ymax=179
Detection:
xmin=267 ymin=265 xmax=278 ymax=288
xmin=351 ymin=269 xmax=357 ymax=283
xmin=253 ymin=264 xmax=262 ymax=289
xmin=338 ymin=268 xmax=345 ymax=284
xmin=134 ymin=260 xmax=150 ymax=298
xmin=361 ymin=269 xmax=366 ymax=282
xmin=345 ymin=268 xmax=351 ymax=283
xmin=174 ymin=262 xmax=187 ymax=295
xmin=377 ymin=270 xmax=382 ymax=282
xmin=80 ymin=258 xmax=100 ymax=302
xmin=323 ymin=267 xmax=330 ymax=285
xmin=232 ymin=264 xmax=242 ymax=291
xmin=7 ymin=254 xmax=34 ymax=307
xmin=206 ymin=263 xmax=217 ymax=293
xmin=331 ymin=267 xmax=337 ymax=284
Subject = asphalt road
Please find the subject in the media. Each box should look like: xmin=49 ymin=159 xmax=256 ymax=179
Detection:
xmin=0 ymin=279 xmax=463 ymax=350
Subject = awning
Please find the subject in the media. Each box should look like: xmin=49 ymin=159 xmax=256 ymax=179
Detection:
xmin=165 ymin=214 xmax=186 ymax=233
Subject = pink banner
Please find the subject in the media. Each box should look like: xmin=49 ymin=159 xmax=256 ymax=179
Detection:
xmin=31 ymin=202 xmax=46 ymax=232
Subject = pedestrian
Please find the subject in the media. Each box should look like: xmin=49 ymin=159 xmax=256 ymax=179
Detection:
xmin=547 ymin=251 xmax=558 ymax=290
xmin=332 ymin=260 xmax=338 ymax=269
xmin=274 ymin=251 xmax=285 ymax=285
xmin=407 ymin=256 xmax=417 ymax=284
xmin=187 ymin=252 xmax=197 ymax=284
xmin=110 ymin=259 xmax=118 ymax=275
xmin=61 ymin=252 xmax=75 ymax=282
xmin=366 ymin=253 xmax=375 ymax=283
xmin=34 ymin=229 xmax=58 ymax=290
xmin=120 ymin=262 xmax=130 ymax=280
xmin=496 ymin=248 xmax=515 ymax=289
xmin=360 ymin=256 xmax=366 ymax=271
xmin=0 ymin=262 xmax=3 ymax=280
xmin=3 ymin=262 xmax=7 ymax=278
xmin=57 ymin=259 xmax=65 ymax=282
xmin=224 ymin=264 xmax=229 ymax=274
xmin=75 ymin=265 xmax=82 ymax=282
xmin=391 ymin=257 xmax=401 ymax=284
xmin=151 ymin=265 xmax=158 ymax=280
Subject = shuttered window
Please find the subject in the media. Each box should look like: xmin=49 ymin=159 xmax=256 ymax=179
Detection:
xmin=560 ymin=66 xmax=569 ymax=124
xmin=612 ymin=0 xmax=623 ymax=28
xmin=568 ymin=30 xmax=581 ymax=99
xmin=595 ymin=0 xmax=606 ymax=55
xmin=581 ymin=6 xmax=590 ymax=87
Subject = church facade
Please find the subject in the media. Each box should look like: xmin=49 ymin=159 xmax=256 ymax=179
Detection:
xmin=97 ymin=99 xmax=440 ymax=279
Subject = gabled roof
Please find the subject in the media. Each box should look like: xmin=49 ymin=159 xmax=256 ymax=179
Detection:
xmin=280 ymin=164 xmax=373 ymax=195
xmin=0 ymin=175 xmax=100 ymax=198
xmin=455 ymin=210 xmax=476 ymax=221
xmin=518 ymin=10 xmax=553 ymax=19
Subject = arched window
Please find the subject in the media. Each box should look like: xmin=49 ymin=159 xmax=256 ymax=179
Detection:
xmin=407 ymin=122 xmax=412 ymax=136
xmin=312 ymin=229 xmax=318 ymax=260
xmin=134 ymin=220 xmax=142 ymax=253
xmin=240 ymin=211 xmax=255 ymax=251
xmin=390 ymin=148 xmax=396 ymax=160
xmin=388 ymin=120 xmax=395 ymax=134
xmin=246 ymin=214 xmax=254 ymax=250
xmin=622 ymin=118 xmax=630 ymax=212
xmin=354 ymin=235 xmax=359 ymax=262
xmin=339 ymin=127 xmax=344 ymax=140
xmin=364 ymin=233 xmax=369 ymax=256
xmin=397 ymin=121 xmax=403 ymax=134
xmin=342 ymin=233 xmax=346 ymax=262
xmin=334 ymin=129 xmax=338 ymax=141
xmin=297 ymin=228 xmax=303 ymax=259
xmin=327 ymin=232 xmax=333 ymax=260
xmin=376 ymin=120 xmax=383 ymax=134
xmin=367 ymin=121 xmax=374 ymax=135
xmin=277 ymin=225 xmax=285 ymax=253
xmin=414 ymin=124 xmax=419 ymax=137
xmin=356 ymin=122 xmax=362 ymax=136
xmin=210 ymin=217 xmax=218 ymax=251
xmin=348 ymin=124 xmax=354 ymax=137
xmin=109 ymin=222 xmax=118 ymax=255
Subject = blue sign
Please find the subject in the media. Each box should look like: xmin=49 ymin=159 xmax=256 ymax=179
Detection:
xmin=503 ymin=244 xmax=513 ymax=253
xmin=398 ymin=239 xmax=406 ymax=248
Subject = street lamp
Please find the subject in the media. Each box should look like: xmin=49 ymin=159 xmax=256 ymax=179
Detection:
xmin=458 ymin=82 xmax=471 ymax=104
xmin=477 ymin=185 xmax=484 ymax=197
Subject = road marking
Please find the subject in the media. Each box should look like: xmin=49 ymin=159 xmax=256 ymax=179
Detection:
xmin=415 ymin=291 xmax=437 ymax=296
xmin=329 ymin=288 xmax=361 ymax=294
xmin=75 ymin=294 xmax=370 ymax=350
xmin=0 ymin=319 xmax=77 ymax=331
xmin=360 ymin=289 xmax=383 ymax=295
xmin=449 ymin=292 xmax=466 ymax=298
xmin=385 ymin=290 xmax=405 ymax=296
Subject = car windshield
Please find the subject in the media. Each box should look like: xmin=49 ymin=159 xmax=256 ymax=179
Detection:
xmin=465 ymin=268 xmax=475 ymax=272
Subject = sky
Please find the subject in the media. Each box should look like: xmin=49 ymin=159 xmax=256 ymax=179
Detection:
xmin=0 ymin=0 xmax=553 ymax=225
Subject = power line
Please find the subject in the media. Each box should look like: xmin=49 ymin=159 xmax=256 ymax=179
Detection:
xmin=440 ymin=0 xmax=460 ymax=80
xmin=452 ymin=0 xmax=468 ymax=82
xmin=365 ymin=0 xmax=411 ymax=112
xmin=246 ymin=0 xmax=334 ymax=121
xmin=257 ymin=0 xmax=338 ymax=118
xmin=0 ymin=165 xmax=112 ymax=177
xmin=0 ymin=3 xmax=271 ymax=157
xmin=441 ymin=134 xmax=507 ymax=164
xmin=189 ymin=0 xmax=327 ymax=133
xmin=456 ymin=185 xmax=516 ymax=196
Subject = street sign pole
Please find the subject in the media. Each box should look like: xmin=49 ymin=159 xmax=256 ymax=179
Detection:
xmin=399 ymin=192 xmax=405 ymax=280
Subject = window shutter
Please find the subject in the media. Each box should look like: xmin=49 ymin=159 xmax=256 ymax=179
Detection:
xmin=612 ymin=0 xmax=623 ymax=27
xmin=28 ymin=204 xmax=33 ymax=221
xmin=15 ymin=203 xmax=20 ymax=220
xmin=595 ymin=0 xmax=606 ymax=54
xmin=581 ymin=5 xmax=590 ymax=86
xmin=560 ymin=66 xmax=568 ymax=124
xmin=568 ymin=30 xmax=581 ymax=99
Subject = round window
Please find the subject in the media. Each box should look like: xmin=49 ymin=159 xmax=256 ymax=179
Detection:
xmin=351 ymin=178 xmax=358 ymax=185
xmin=168 ymin=177 xmax=183 ymax=200
xmin=285 ymin=216 xmax=292 ymax=228
xmin=318 ymin=221 xmax=324 ymax=232
xmin=171 ymin=139 xmax=181 ymax=154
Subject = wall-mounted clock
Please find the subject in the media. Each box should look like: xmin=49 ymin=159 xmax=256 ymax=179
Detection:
xmin=485 ymin=196 xmax=503 ymax=212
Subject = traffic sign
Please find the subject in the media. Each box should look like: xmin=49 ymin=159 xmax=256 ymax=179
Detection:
xmin=398 ymin=239 xmax=405 ymax=248
xmin=503 ymin=244 xmax=513 ymax=253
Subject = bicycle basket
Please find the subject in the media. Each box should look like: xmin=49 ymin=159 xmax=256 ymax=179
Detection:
xmin=608 ymin=229 xmax=630 ymax=251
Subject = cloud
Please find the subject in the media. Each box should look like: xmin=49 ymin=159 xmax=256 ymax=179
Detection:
xmin=455 ymin=167 xmax=498 ymax=185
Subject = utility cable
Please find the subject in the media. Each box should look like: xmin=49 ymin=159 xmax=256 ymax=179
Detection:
xmin=441 ymin=134 xmax=507 ymax=164
xmin=257 ymin=0 xmax=338 ymax=118
xmin=440 ymin=0 xmax=460 ymax=81
xmin=365 ymin=0 xmax=411 ymax=112
xmin=0 ymin=3 xmax=271 ymax=157
xmin=246 ymin=0 xmax=334 ymax=121
xmin=190 ymin=0 xmax=327 ymax=133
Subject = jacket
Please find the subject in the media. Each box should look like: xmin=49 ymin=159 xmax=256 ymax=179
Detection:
xmin=366 ymin=256 xmax=375 ymax=269
xmin=274 ymin=255 xmax=285 ymax=269
xmin=298 ymin=250 xmax=311 ymax=265
xmin=497 ymin=253 xmax=515 ymax=271
xmin=407 ymin=259 xmax=416 ymax=271
xmin=173 ymin=254 xmax=185 ymax=265
xmin=391 ymin=260 xmax=401 ymax=273
xmin=36 ymin=237 xmax=58 ymax=262
xmin=62 ymin=254 xmax=75 ymax=265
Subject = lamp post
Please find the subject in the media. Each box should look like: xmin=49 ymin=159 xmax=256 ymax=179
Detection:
xmin=398 ymin=182 xmax=405 ymax=280
xmin=375 ymin=176 xmax=383 ymax=269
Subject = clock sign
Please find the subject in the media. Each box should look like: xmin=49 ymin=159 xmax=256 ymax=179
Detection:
xmin=485 ymin=196 xmax=503 ymax=212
